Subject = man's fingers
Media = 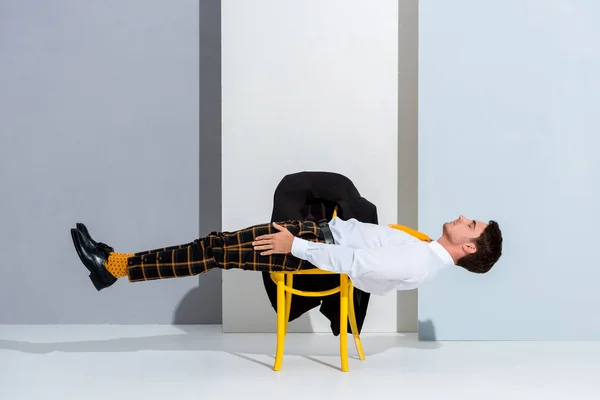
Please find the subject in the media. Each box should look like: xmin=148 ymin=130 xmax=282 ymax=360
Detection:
xmin=254 ymin=234 xmax=273 ymax=241
xmin=253 ymin=244 xmax=272 ymax=251
xmin=252 ymin=237 xmax=272 ymax=245
xmin=252 ymin=239 xmax=273 ymax=248
xmin=260 ymin=250 xmax=274 ymax=256
xmin=272 ymin=222 xmax=286 ymax=232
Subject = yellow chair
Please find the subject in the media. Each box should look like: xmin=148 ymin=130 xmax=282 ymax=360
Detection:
xmin=269 ymin=209 xmax=431 ymax=372
xmin=270 ymin=269 xmax=363 ymax=372
xmin=269 ymin=207 xmax=364 ymax=372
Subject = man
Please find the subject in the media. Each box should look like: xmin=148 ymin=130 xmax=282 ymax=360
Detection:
xmin=70 ymin=215 xmax=502 ymax=295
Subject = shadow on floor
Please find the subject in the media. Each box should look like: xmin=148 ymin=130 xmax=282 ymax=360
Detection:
xmin=0 ymin=327 xmax=441 ymax=358
xmin=172 ymin=279 xmax=315 ymax=332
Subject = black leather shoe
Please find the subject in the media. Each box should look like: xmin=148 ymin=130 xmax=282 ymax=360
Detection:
xmin=70 ymin=228 xmax=117 ymax=291
xmin=75 ymin=223 xmax=114 ymax=254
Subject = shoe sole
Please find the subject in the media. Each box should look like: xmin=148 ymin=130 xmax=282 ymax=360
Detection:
xmin=76 ymin=223 xmax=92 ymax=241
xmin=70 ymin=228 xmax=105 ymax=291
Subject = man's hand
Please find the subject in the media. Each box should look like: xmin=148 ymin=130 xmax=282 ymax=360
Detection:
xmin=252 ymin=222 xmax=294 ymax=256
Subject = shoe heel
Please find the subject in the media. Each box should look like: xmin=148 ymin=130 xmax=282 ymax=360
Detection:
xmin=89 ymin=273 xmax=104 ymax=291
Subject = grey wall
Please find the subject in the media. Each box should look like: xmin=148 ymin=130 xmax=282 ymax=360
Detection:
xmin=397 ymin=0 xmax=419 ymax=333
xmin=418 ymin=0 xmax=600 ymax=340
xmin=1 ymin=0 xmax=221 ymax=324
xmin=198 ymin=0 xmax=223 ymax=324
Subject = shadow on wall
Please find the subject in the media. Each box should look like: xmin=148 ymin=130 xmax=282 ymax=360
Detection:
xmin=418 ymin=319 xmax=437 ymax=341
xmin=172 ymin=272 xmax=222 ymax=324
xmin=176 ymin=0 xmax=223 ymax=325
xmin=172 ymin=271 xmax=315 ymax=331
xmin=171 ymin=268 xmax=440 ymax=336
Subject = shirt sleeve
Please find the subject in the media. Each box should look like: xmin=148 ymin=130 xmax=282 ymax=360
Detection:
xmin=290 ymin=237 xmax=426 ymax=281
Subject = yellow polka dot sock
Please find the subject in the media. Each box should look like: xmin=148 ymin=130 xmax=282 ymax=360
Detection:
xmin=104 ymin=253 xmax=135 ymax=279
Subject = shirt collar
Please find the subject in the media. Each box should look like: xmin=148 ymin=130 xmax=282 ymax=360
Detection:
xmin=428 ymin=241 xmax=455 ymax=266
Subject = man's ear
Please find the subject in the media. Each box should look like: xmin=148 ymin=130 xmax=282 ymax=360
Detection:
xmin=462 ymin=242 xmax=477 ymax=254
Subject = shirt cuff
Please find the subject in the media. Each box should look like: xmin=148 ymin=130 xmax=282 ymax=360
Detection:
xmin=291 ymin=237 xmax=311 ymax=259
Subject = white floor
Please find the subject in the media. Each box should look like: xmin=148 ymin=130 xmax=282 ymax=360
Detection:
xmin=1 ymin=325 xmax=599 ymax=400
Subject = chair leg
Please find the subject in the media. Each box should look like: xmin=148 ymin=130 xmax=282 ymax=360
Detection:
xmin=339 ymin=274 xmax=349 ymax=372
xmin=273 ymin=273 xmax=286 ymax=371
xmin=348 ymin=284 xmax=365 ymax=360
xmin=285 ymin=274 xmax=293 ymax=334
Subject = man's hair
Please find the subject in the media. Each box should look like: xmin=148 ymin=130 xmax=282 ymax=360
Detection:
xmin=457 ymin=221 xmax=503 ymax=274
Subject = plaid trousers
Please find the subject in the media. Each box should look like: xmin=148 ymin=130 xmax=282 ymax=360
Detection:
xmin=126 ymin=220 xmax=324 ymax=282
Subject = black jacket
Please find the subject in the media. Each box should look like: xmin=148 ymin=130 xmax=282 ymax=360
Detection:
xmin=261 ymin=171 xmax=378 ymax=336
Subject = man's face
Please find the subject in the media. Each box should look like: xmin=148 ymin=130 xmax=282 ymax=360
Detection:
xmin=443 ymin=215 xmax=487 ymax=245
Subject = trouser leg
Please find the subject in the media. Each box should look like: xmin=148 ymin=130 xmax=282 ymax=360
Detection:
xmin=126 ymin=220 xmax=324 ymax=282
xmin=133 ymin=242 xmax=196 ymax=257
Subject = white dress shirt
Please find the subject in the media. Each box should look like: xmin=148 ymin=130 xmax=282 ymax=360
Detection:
xmin=290 ymin=217 xmax=455 ymax=295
